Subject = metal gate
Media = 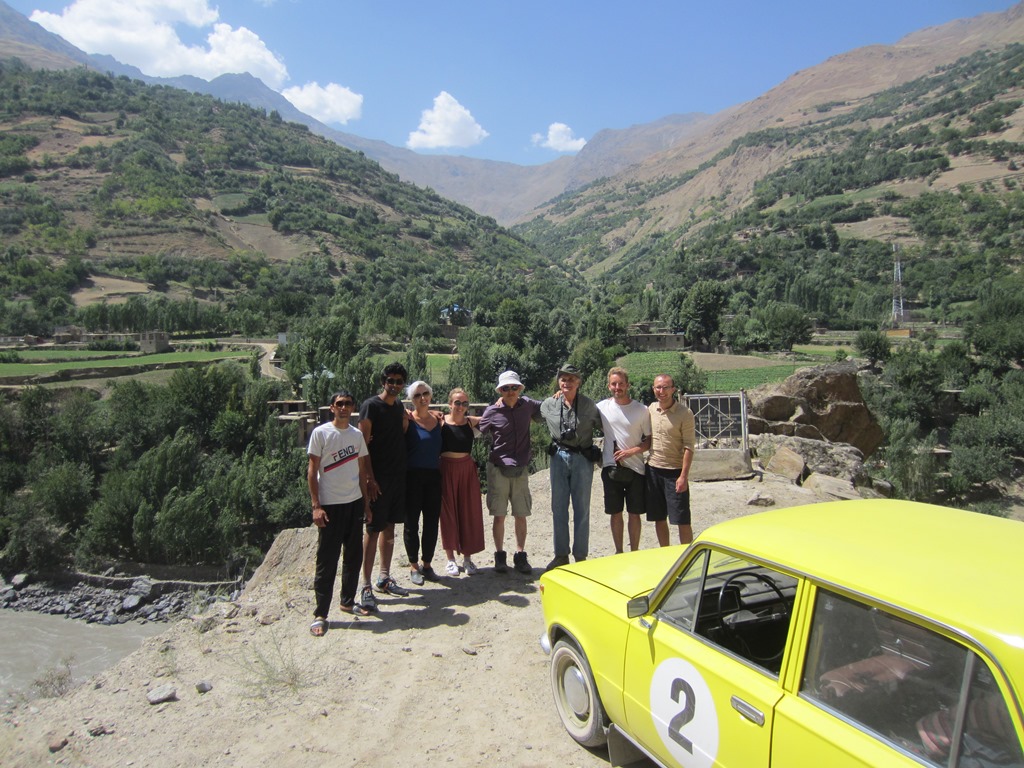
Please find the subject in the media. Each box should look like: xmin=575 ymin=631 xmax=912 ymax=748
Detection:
xmin=685 ymin=392 xmax=748 ymax=451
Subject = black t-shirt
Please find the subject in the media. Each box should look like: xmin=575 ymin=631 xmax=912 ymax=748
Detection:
xmin=359 ymin=395 xmax=407 ymax=479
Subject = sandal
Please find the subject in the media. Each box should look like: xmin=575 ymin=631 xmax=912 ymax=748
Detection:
xmin=340 ymin=602 xmax=370 ymax=616
xmin=310 ymin=618 xmax=328 ymax=636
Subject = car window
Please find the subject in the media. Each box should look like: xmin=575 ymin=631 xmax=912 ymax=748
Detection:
xmin=655 ymin=547 xmax=796 ymax=676
xmin=801 ymin=589 xmax=1024 ymax=768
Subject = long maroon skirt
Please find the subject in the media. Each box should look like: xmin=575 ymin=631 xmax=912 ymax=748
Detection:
xmin=439 ymin=454 xmax=485 ymax=556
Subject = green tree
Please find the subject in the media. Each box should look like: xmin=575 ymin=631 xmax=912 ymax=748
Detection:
xmin=854 ymin=328 xmax=892 ymax=369
xmin=680 ymin=280 xmax=727 ymax=349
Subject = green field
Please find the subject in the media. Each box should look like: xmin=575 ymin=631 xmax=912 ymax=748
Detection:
xmin=0 ymin=350 xmax=247 ymax=377
xmin=12 ymin=349 xmax=135 ymax=360
xmin=615 ymin=351 xmax=800 ymax=393
xmin=702 ymin=365 xmax=802 ymax=393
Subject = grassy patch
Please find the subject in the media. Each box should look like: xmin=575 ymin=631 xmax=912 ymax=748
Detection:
xmin=10 ymin=349 xmax=134 ymax=361
xmin=618 ymin=351 xmax=798 ymax=393
xmin=703 ymin=365 xmax=800 ymax=393
xmin=616 ymin=351 xmax=687 ymax=382
xmin=0 ymin=350 xmax=246 ymax=376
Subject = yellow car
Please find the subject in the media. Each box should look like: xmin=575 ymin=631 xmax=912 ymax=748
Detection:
xmin=539 ymin=499 xmax=1024 ymax=767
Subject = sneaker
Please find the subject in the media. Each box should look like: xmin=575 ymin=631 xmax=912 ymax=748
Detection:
xmin=494 ymin=550 xmax=508 ymax=573
xmin=546 ymin=555 xmax=571 ymax=571
xmin=357 ymin=585 xmax=377 ymax=612
xmin=513 ymin=551 xmax=532 ymax=574
xmin=375 ymin=575 xmax=409 ymax=596
xmin=446 ymin=559 xmax=460 ymax=577
xmin=410 ymin=568 xmax=425 ymax=586
xmin=463 ymin=556 xmax=478 ymax=575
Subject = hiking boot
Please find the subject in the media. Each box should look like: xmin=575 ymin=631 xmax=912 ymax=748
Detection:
xmin=375 ymin=575 xmax=409 ymax=596
xmin=494 ymin=550 xmax=508 ymax=573
xmin=546 ymin=555 xmax=571 ymax=571
xmin=357 ymin=585 xmax=377 ymax=612
xmin=513 ymin=551 xmax=532 ymax=574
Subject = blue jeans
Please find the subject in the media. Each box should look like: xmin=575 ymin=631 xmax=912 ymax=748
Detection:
xmin=550 ymin=448 xmax=594 ymax=560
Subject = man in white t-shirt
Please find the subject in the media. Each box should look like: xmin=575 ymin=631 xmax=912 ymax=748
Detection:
xmin=307 ymin=390 xmax=371 ymax=636
xmin=596 ymin=367 xmax=651 ymax=553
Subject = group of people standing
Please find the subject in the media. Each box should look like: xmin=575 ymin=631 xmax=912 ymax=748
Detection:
xmin=306 ymin=361 xmax=695 ymax=637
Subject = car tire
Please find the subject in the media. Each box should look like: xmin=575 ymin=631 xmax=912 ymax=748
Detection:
xmin=550 ymin=638 xmax=608 ymax=748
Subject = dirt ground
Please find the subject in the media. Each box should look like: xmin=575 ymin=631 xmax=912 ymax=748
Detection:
xmin=0 ymin=470 xmax=827 ymax=768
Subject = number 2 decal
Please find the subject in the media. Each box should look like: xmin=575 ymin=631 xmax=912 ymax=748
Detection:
xmin=668 ymin=677 xmax=696 ymax=753
xmin=650 ymin=658 xmax=718 ymax=767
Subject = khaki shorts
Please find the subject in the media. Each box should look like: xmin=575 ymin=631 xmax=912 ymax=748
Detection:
xmin=486 ymin=463 xmax=532 ymax=518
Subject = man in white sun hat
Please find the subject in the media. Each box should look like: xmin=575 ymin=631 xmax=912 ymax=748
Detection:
xmin=478 ymin=370 xmax=544 ymax=574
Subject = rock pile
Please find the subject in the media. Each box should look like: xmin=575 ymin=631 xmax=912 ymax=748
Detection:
xmin=0 ymin=574 xmax=235 ymax=624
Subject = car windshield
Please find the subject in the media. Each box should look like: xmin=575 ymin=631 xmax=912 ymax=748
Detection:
xmin=656 ymin=547 xmax=797 ymax=677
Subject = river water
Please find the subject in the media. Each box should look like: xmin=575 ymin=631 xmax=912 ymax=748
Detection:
xmin=0 ymin=609 xmax=166 ymax=700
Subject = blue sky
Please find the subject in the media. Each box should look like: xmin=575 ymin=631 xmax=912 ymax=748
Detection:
xmin=6 ymin=1 xmax=1019 ymax=164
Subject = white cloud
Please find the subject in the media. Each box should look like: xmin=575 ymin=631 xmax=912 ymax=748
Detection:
xmin=29 ymin=0 xmax=289 ymax=89
xmin=407 ymin=91 xmax=489 ymax=150
xmin=281 ymin=82 xmax=363 ymax=125
xmin=531 ymin=122 xmax=587 ymax=153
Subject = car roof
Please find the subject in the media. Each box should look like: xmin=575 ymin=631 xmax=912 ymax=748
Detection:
xmin=697 ymin=499 xmax=1024 ymax=677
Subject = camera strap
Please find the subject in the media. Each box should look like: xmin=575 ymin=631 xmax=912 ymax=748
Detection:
xmin=559 ymin=396 xmax=578 ymax=437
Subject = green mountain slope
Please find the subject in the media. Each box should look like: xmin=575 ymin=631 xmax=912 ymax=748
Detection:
xmin=0 ymin=62 xmax=579 ymax=337
xmin=516 ymin=45 xmax=1024 ymax=336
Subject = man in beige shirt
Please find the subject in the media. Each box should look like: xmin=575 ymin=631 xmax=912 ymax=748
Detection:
xmin=647 ymin=374 xmax=696 ymax=545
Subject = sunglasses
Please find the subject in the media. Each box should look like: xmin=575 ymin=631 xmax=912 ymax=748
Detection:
xmin=412 ymin=391 xmax=430 ymax=399
xmin=499 ymin=385 xmax=521 ymax=392
xmin=384 ymin=378 xmax=405 ymax=387
xmin=333 ymin=400 xmax=355 ymax=407
xmin=451 ymin=400 xmax=469 ymax=407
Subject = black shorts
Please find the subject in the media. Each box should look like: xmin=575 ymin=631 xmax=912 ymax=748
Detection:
xmin=366 ymin=475 xmax=406 ymax=532
xmin=645 ymin=465 xmax=691 ymax=525
xmin=601 ymin=466 xmax=645 ymax=516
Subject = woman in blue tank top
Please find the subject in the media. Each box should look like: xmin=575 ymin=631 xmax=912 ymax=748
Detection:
xmin=404 ymin=380 xmax=443 ymax=586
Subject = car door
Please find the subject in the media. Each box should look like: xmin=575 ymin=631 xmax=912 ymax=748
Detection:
xmin=773 ymin=585 xmax=1024 ymax=768
xmin=621 ymin=547 xmax=796 ymax=768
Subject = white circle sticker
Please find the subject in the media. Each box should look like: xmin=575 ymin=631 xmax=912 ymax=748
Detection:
xmin=649 ymin=657 xmax=719 ymax=768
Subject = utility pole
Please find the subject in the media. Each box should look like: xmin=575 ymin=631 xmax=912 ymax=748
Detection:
xmin=891 ymin=243 xmax=905 ymax=328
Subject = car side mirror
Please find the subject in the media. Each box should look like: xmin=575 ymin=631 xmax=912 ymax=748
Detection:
xmin=627 ymin=595 xmax=650 ymax=619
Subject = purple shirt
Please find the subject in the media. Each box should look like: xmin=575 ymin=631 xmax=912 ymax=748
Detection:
xmin=478 ymin=395 xmax=543 ymax=467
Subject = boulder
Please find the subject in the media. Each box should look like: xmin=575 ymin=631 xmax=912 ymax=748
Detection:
xmin=803 ymin=473 xmax=860 ymax=500
xmin=765 ymin=445 xmax=806 ymax=483
xmin=751 ymin=434 xmax=867 ymax=485
xmin=747 ymin=362 xmax=883 ymax=457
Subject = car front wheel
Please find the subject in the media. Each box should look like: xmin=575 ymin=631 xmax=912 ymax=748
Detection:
xmin=550 ymin=637 xmax=608 ymax=747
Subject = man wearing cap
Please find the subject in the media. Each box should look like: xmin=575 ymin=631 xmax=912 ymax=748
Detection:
xmin=478 ymin=370 xmax=544 ymax=574
xmin=647 ymin=373 xmax=696 ymax=545
xmin=541 ymin=364 xmax=603 ymax=569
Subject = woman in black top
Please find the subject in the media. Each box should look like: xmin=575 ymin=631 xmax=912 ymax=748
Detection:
xmin=439 ymin=388 xmax=485 ymax=575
